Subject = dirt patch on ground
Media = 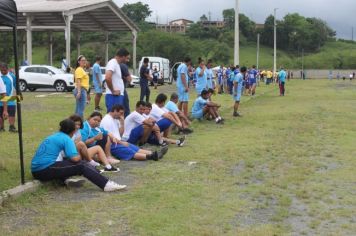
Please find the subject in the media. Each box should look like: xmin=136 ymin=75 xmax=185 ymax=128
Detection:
xmin=0 ymin=160 xmax=148 ymax=235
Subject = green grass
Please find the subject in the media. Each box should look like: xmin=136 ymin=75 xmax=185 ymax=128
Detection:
xmin=0 ymin=80 xmax=355 ymax=235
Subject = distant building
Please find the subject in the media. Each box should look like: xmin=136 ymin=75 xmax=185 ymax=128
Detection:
xmin=169 ymin=19 xmax=193 ymax=26
xmin=156 ymin=18 xmax=193 ymax=34
xmin=255 ymin=23 xmax=265 ymax=30
xmin=199 ymin=20 xmax=225 ymax=28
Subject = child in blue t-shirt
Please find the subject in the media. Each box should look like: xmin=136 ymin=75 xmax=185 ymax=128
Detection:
xmin=0 ymin=63 xmax=17 ymax=132
xmin=232 ymin=66 xmax=247 ymax=117
xmin=165 ymin=92 xmax=193 ymax=134
xmin=191 ymin=90 xmax=224 ymax=124
xmin=31 ymin=119 xmax=126 ymax=192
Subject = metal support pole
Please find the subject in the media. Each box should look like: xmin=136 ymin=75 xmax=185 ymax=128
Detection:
xmin=234 ymin=0 xmax=240 ymax=65
xmin=22 ymin=33 xmax=26 ymax=62
xmin=256 ymin=33 xmax=260 ymax=70
xmin=64 ymin=15 xmax=72 ymax=67
xmin=48 ymin=31 xmax=53 ymax=66
xmin=76 ymin=32 xmax=81 ymax=58
xmin=13 ymin=26 xmax=25 ymax=185
xmin=273 ymin=8 xmax=278 ymax=77
xmin=105 ymin=31 xmax=109 ymax=64
xmin=302 ymin=48 xmax=304 ymax=79
xmin=132 ymin=31 xmax=137 ymax=75
xmin=26 ymin=15 xmax=32 ymax=65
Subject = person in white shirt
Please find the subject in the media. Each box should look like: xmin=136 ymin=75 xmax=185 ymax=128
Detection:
xmin=150 ymin=93 xmax=183 ymax=136
xmin=144 ymin=102 xmax=186 ymax=147
xmin=101 ymin=105 xmax=167 ymax=161
xmin=104 ymin=48 xmax=129 ymax=113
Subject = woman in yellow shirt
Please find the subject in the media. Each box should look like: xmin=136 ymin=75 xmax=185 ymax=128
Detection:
xmin=74 ymin=55 xmax=90 ymax=118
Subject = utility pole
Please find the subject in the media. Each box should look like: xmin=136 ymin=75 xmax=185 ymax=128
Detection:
xmin=234 ymin=0 xmax=240 ymax=65
xmin=273 ymin=8 xmax=278 ymax=77
xmin=352 ymin=26 xmax=354 ymax=41
xmin=256 ymin=33 xmax=260 ymax=70
xmin=302 ymin=48 xmax=304 ymax=79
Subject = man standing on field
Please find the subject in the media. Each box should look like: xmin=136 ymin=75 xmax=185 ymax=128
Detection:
xmin=279 ymin=68 xmax=287 ymax=96
xmin=176 ymin=57 xmax=192 ymax=117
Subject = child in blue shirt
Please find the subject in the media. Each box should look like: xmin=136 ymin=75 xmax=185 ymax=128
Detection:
xmin=0 ymin=63 xmax=16 ymax=132
xmin=165 ymin=92 xmax=193 ymax=134
xmin=31 ymin=119 xmax=126 ymax=192
xmin=233 ymin=66 xmax=247 ymax=117
xmin=191 ymin=90 xmax=223 ymax=124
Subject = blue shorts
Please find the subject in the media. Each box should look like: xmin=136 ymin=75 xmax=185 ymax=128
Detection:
xmin=147 ymin=133 xmax=159 ymax=145
xmin=207 ymin=79 xmax=213 ymax=89
xmin=127 ymin=125 xmax=144 ymax=144
xmin=249 ymin=79 xmax=257 ymax=85
xmin=233 ymin=93 xmax=241 ymax=102
xmin=93 ymin=81 xmax=103 ymax=94
xmin=111 ymin=143 xmax=139 ymax=160
xmin=195 ymin=87 xmax=205 ymax=95
xmin=192 ymin=110 xmax=204 ymax=119
xmin=177 ymin=87 xmax=189 ymax=102
xmin=156 ymin=118 xmax=172 ymax=132
xmin=105 ymin=94 xmax=124 ymax=113
xmin=0 ymin=105 xmax=16 ymax=117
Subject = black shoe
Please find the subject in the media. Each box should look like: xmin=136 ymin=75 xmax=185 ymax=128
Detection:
xmin=233 ymin=112 xmax=238 ymax=117
xmin=183 ymin=128 xmax=193 ymax=134
xmin=156 ymin=150 xmax=164 ymax=160
xmin=160 ymin=145 xmax=169 ymax=157
xmin=147 ymin=151 xmax=159 ymax=161
xmin=177 ymin=136 xmax=186 ymax=147
xmin=0 ymin=127 xmax=5 ymax=132
xmin=101 ymin=166 xmax=120 ymax=173
xmin=160 ymin=141 xmax=168 ymax=147
xmin=94 ymin=106 xmax=102 ymax=111
xmin=9 ymin=126 xmax=18 ymax=133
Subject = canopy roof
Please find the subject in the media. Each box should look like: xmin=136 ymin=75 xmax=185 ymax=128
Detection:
xmin=0 ymin=0 xmax=17 ymax=27
xmin=13 ymin=0 xmax=138 ymax=32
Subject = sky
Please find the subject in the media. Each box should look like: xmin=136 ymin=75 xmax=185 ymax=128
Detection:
xmin=116 ymin=0 xmax=355 ymax=40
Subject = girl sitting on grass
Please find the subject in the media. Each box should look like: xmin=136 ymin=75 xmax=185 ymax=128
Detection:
xmin=31 ymin=118 xmax=126 ymax=192
xmin=69 ymin=114 xmax=119 ymax=172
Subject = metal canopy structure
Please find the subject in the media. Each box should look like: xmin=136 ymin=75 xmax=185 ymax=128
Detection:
xmin=1 ymin=0 xmax=139 ymax=69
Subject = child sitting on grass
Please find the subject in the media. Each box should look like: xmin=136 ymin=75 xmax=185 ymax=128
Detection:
xmin=31 ymin=119 xmax=126 ymax=192
xmin=191 ymin=90 xmax=223 ymax=124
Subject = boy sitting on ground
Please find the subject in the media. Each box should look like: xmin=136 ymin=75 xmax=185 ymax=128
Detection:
xmin=191 ymin=90 xmax=224 ymax=124
xmin=165 ymin=93 xmax=193 ymax=134
xmin=100 ymin=105 xmax=167 ymax=161
xmin=123 ymin=101 xmax=166 ymax=146
xmin=144 ymin=102 xmax=186 ymax=146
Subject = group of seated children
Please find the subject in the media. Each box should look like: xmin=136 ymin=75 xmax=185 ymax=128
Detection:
xmin=30 ymin=93 xmax=193 ymax=192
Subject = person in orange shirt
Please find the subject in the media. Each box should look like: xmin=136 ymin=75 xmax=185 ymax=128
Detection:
xmin=74 ymin=55 xmax=90 ymax=118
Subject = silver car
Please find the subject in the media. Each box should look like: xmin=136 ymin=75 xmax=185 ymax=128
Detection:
xmin=19 ymin=65 xmax=75 ymax=92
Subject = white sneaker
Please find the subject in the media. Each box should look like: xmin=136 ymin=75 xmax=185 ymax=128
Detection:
xmin=104 ymin=180 xmax=127 ymax=192
xmin=89 ymin=160 xmax=101 ymax=167
xmin=64 ymin=178 xmax=86 ymax=188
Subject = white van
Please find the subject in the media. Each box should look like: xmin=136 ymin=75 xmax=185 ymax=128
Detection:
xmin=138 ymin=57 xmax=171 ymax=84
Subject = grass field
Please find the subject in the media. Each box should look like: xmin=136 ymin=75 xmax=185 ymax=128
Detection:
xmin=0 ymin=79 xmax=355 ymax=235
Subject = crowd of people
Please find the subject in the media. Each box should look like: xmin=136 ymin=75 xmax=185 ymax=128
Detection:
xmin=30 ymin=49 xmax=193 ymax=192
xmin=0 ymin=48 xmax=289 ymax=192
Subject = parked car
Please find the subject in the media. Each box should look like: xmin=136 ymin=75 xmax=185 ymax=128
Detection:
xmin=19 ymin=65 xmax=74 ymax=92
xmin=98 ymin=67 xmax=139 ymax=89
xmin=138 ymin=57 xmax=171 ymax=84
